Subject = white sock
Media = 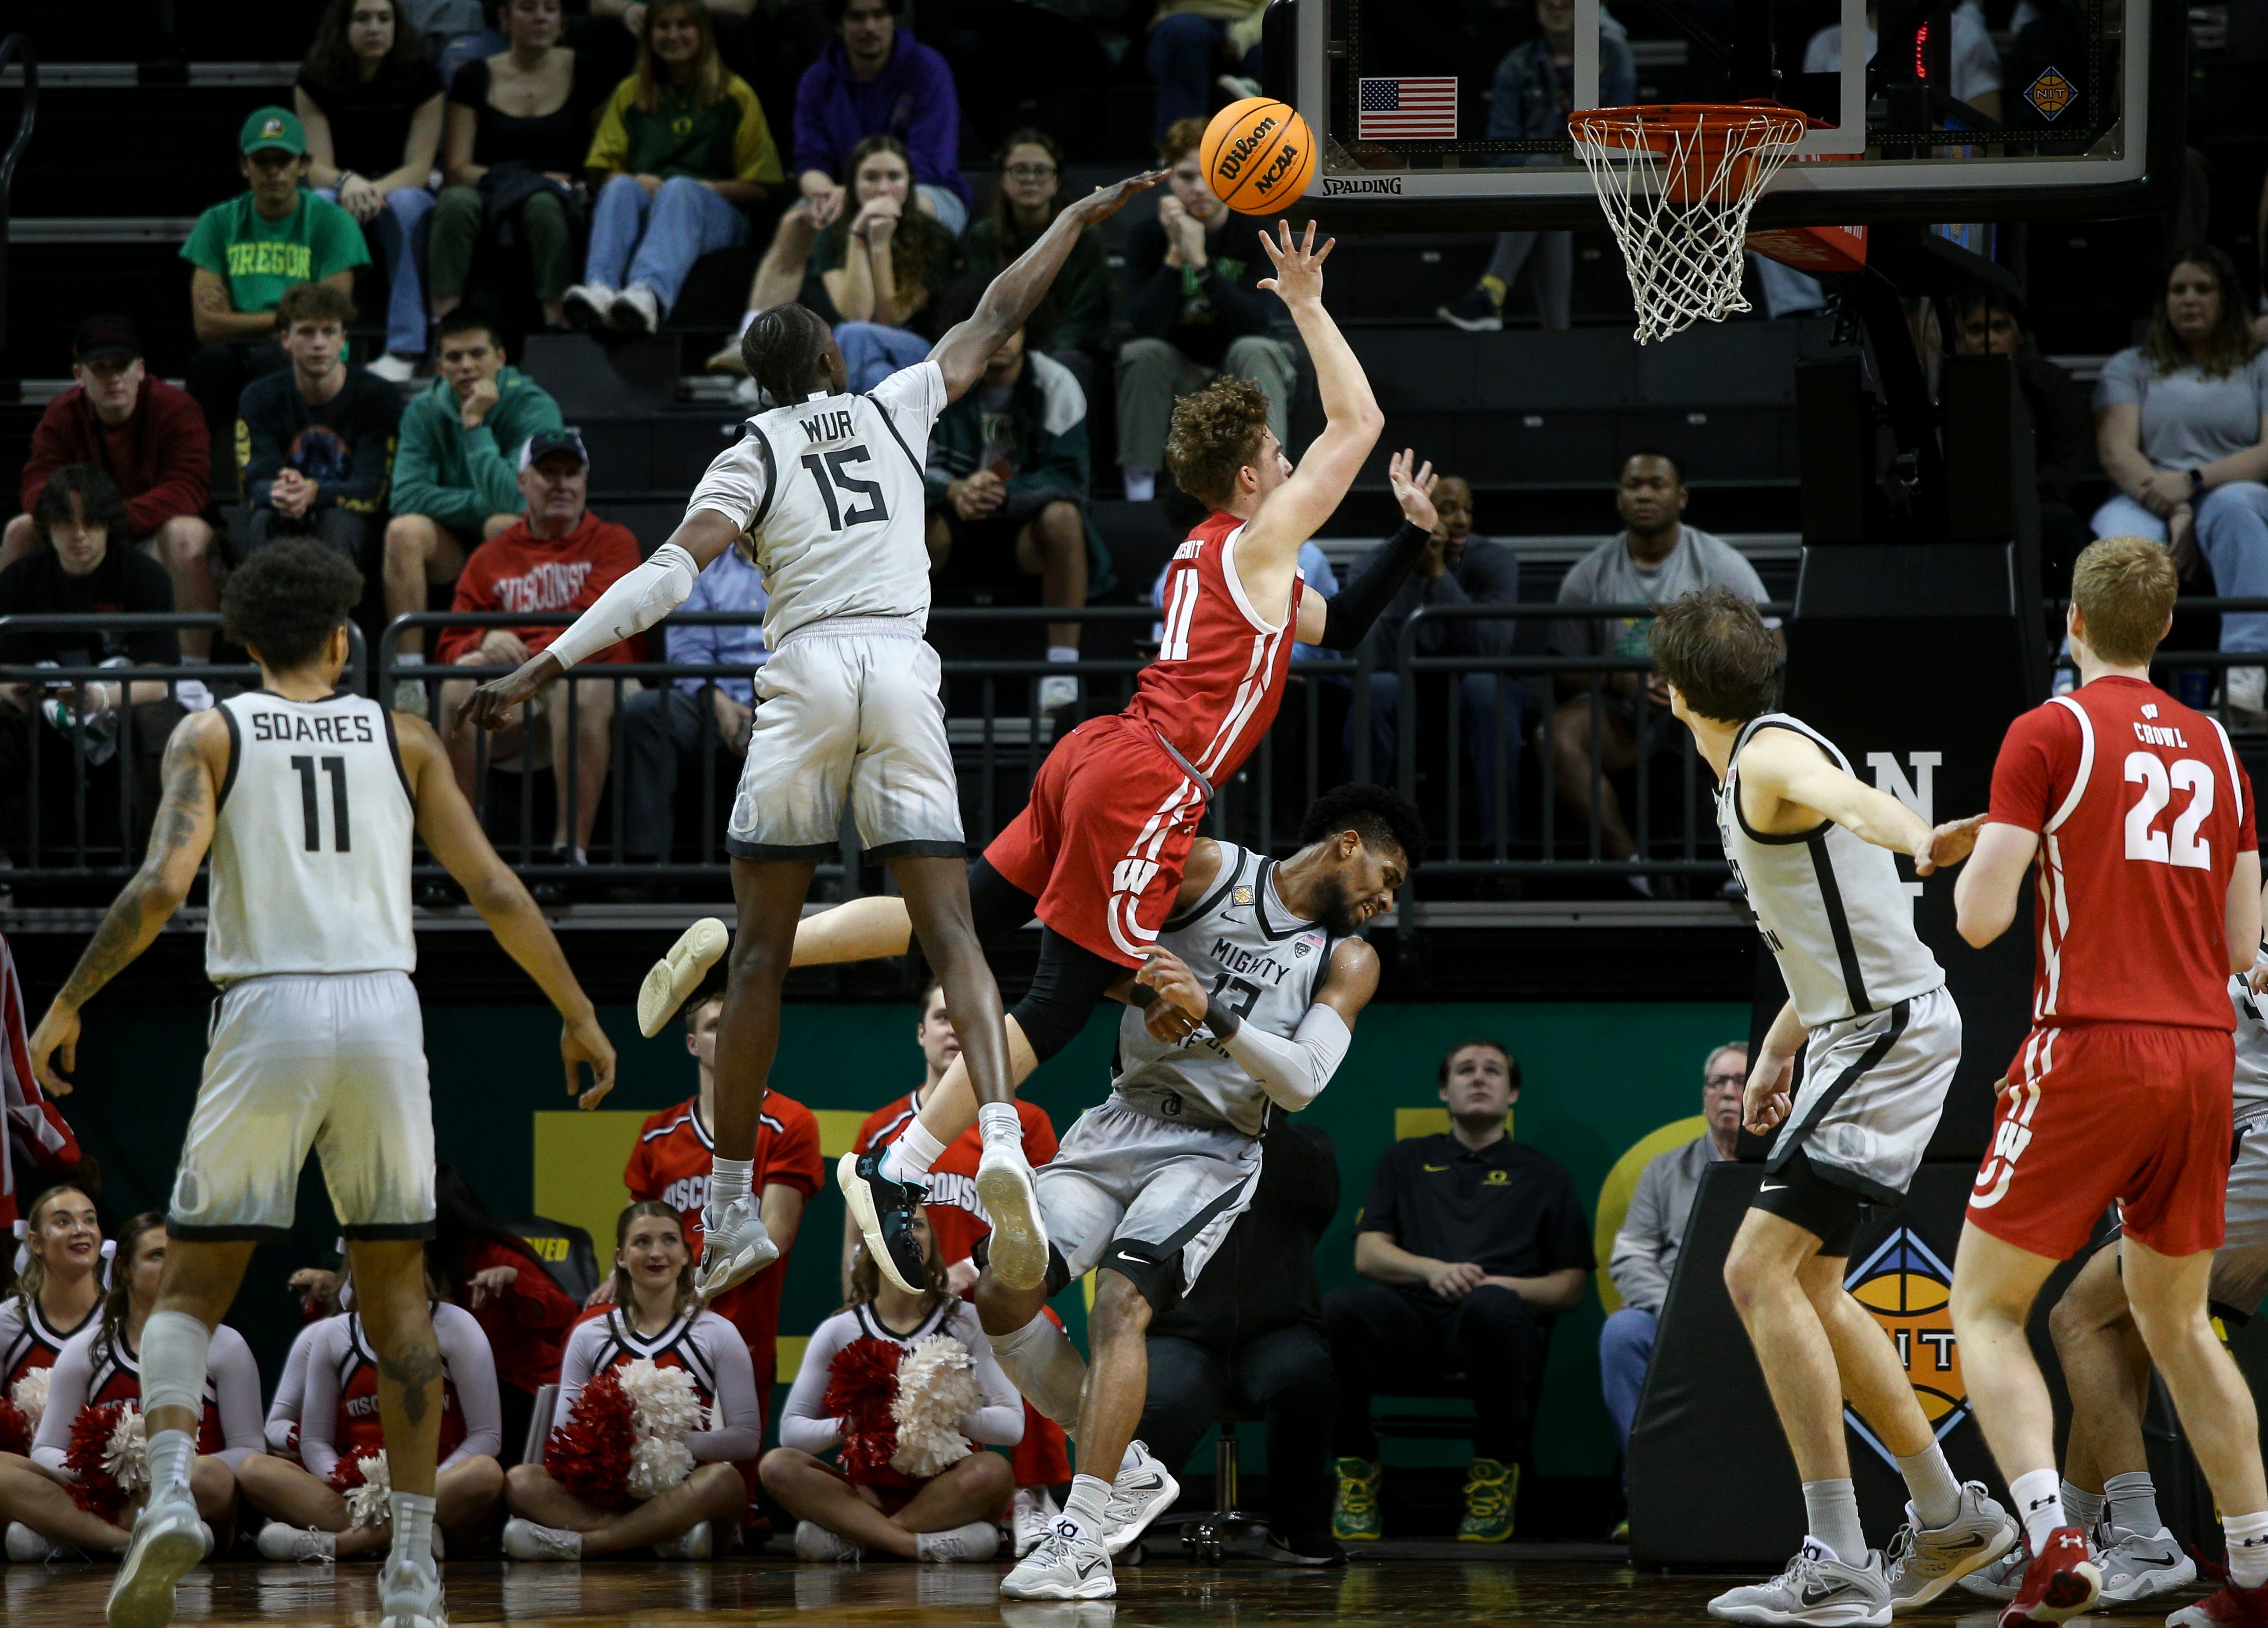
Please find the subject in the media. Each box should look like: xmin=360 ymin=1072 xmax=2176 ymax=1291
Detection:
xmin=1059 ymin=1473 xmax=1111 ymax=1543
xmin=145 ymin=1429 xmax=197 ymax=1506
xmin=987 ymin=1313 xmax=1087 ymax=1433
xmin=2060 ymin=1480 xmax=2104 ymax=1536
xmin=977 ymin=1101 xmax=1023 ymax=1152
xmin=2226 ymin=1509 xmax=2268 ymax=1590
xmin=1122 ymin=467 xmax=1155 ymax=502
xmin=1047 ymin=646 xmax=1078 ymax=664
xmin=2102 ymin=1470 xmax=2158 ymax=1536
xmin=2011 ymin=1468 xmax=2067 ymax=1552
xmin=708 ymin=1156 xmax=753 ymax=1210
xmin=1896 ymin=1442 xmax=1963 ymax=1530
xmin=389 ymin=1490 xmax=437 ymax=1566
xmin=881 ymin=1120 xmax=948 ymax=1183
xmin=1801 ymin=1478 xmax=1865 ymax=1565
xmin=139 ymin=1311 xmax=212 ymax=1498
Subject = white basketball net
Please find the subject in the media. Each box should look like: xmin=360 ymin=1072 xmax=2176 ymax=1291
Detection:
xmin=1570 ymin=107 xmax=1809 ymax=344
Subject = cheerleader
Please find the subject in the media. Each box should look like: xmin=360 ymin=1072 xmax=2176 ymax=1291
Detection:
xmin=501 ymin=1202 xmax=760 ymax=1559
xmin=761 ymin=1213 xmax=1020 ymax=1562
xmin=264 ymin=1320 xmax=322 ymax=1458
xmin=0 ymin=1214 xmax=263 ymax=1560
xmin=0 ymin=1184 xmax=104 ymax=1456
xmin=237 ymin=1298 xmax=505 ymax=1561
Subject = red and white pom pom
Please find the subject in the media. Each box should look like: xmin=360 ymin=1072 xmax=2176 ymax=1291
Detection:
xmin=328 ymin=1450 xmax=392 ymax=1529
xmin=547 ymin=1370 xmax=635 ymax=1513
xmin=65 ymin=1400 xmax=144 ymax=1523
xmin=822 ymin=1336 xmax=902 ymax=1483
xmin=103 ymin=1403 xmax=149 ymax=1498
xmin=13 ymin=1365 xmax=51 ymax=1435
xmin=0 ymin=1400 xmax=28 ymax=1457
xmin=888 ymin=1333 xmax=979 ymax=1478
xmin=617 ymin=1358 xmax=701 ymax=1500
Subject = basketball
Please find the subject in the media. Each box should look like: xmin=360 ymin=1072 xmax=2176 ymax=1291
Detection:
xmin=1200 ymin=96 xmax=1315 ymax=215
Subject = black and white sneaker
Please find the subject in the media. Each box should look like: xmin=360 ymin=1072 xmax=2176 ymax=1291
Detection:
xmin=837 ymin=1150 xmax=930 ymax=1293
xmin=1437 ymin=285 xmax=1503 ymax=332
xmin=1261 ymin=1529 xmax=1346 ymax=1567
xmin=1709 ymin=1540 xmax=1892 ymax=1626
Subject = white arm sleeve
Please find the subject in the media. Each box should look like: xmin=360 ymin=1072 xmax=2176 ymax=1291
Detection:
xmin=544 ymin=541 xmax=700 ymax=670
xmin=266 ymin=1322 xmax=320 ymax=1453
xmin=1218 ymin=1002 xmax=1353 ymax=1112
xmin=31 ymin=1336 xmax=91 ymax=1475
xmin=435 ymin=1303 xmax=504 ymax=1469
xmin=776 ymin=1313 xmax=852 ymax=1457
xmin=207 ymin=1327 xmax=269 ymax=1472
xmin=552 ymin=1316 xmax=603 ymax=1424
xmin=684 ymin=1313 xmax=765 ymax=1463
xmin=951 ymin=1306 xmax=1025 ymax=1446
xmin=297 ymin=1319 xmax=350 ymax=1481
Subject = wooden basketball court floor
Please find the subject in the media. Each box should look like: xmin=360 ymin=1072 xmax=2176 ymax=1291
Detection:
xmin=0 ymin=1551 xmax=2201 ymax=1626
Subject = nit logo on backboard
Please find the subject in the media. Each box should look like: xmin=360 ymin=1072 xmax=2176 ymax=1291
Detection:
xmin=1843 ymin=1228 xmax=1967 ymax=1462
xmin=2024 ymin=68 xmax=2076 ymax=121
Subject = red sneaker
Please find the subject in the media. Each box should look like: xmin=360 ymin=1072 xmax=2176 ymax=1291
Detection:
xmin=2170 ymin=1580 xmax=2268 ymax=1625
xmin=1996 ymin=1527 xmax=2100 ymax=1626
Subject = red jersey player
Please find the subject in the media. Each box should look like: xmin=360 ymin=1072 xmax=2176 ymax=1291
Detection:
xmin=1943 ymin=536 xmax=2268 ymax=1627
xmin=620 ymin=990 xmax=824 ymax=1401
xmin=846 ymin=980 xmax=1071 ymax=1554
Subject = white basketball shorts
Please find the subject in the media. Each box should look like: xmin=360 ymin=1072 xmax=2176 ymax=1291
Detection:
xmin=1034 ymin=1096 xmax=1263 ymax=1311
xmin=1767 ymin=983 xmax=1961 ymax=1204
xmin=2213 ymin=1121 xmax=2268 ymax=1321
xmin=170 ymin=970 xmax=436 ymax=1240
xmin=725 ymin=617 xmax=965 ymax=862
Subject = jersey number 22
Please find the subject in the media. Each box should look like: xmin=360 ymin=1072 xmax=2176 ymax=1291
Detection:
xmin=2123 ymin=751 xmax=2214 ymax=870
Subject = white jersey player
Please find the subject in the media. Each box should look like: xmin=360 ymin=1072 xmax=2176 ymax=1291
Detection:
xmin=455 ymin=169 xmax=1165 ymax=1313
xmin=976 ymin=786 xmax=1417 ymax=1601
xmin=26 ymin=541 xmax=614 ymax=1628
xmin=1648 ymin=587 xmax=2017 ymax=1625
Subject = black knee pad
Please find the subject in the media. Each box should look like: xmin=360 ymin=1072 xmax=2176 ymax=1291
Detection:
xmin=965 ymin=857 xmax=1039 ymax=952
xmin=1010 ymin=927 xmax=1124 ymax=1062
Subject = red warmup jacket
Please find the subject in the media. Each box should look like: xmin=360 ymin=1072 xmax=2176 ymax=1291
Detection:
xmin=20 ymin=378 xmax=211 ymax=537
xmin=460 ymin=1236 xmax=578 ymax=1396
xmin=434 ymin=512 xmax=646 ymax=666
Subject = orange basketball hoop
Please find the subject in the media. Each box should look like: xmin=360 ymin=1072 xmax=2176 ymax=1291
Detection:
xmin=1567 ymin=102 xmax=1812 ymax=344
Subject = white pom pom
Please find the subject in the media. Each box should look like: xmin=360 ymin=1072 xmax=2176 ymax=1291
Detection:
xmin=105 ymin=1403 xmax=149 ymax=1496
xmin=13 ymin=1366 xmax=51 ymax=1433
xmin=616 ymin=1358 xmax=701 ymax=1499
xmin=345 ymin=1451 xmax=392 ymax=1530
xmin=889 ymin=1334 xmax=979 ymax=1478
xmin=627 ymin=1436 xmax=696 ymax=1501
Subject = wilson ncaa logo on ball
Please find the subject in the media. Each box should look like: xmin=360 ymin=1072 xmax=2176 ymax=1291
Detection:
xmin=1202 ymin=96 xmax=1315 ymax=215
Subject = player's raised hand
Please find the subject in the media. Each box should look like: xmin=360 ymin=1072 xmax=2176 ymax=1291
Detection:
xmin=1256 ymin=218 xmax=1334 ymax=308
xmin=453 ymin=649 xmax=563 ymax=738
xmin=1743 ymin=1048 xmax=1793 ymax=1135
xmin=1069 ymin=168 xmax=1167 ymax=228
xmin=1388 ymin=449 xmax=1438 ymax=532
xmin=1915 ymin=812 xmax=1989 ymax=876
xmin=564 ymin=1011 xmax=618 ymax=1110
xmin=26 ymin=1001 xmax=80 ymax=1097
xmin=1137 ymin=945 xmax=1208 ymax=1043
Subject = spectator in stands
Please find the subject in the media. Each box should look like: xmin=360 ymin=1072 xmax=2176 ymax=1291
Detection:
xmin=1439 ymin=0 xmax=1633 ymax=333
xmin=619 ymin=548 xmax=767 ymax=876
xmin=297 ymin=0 xmax=447 ymax=380
xmin=0 ymin=468 xmax=189 ymax=867
xmin=2093 ymin=244 xmax=2268 ymax=720
xmin=404 ymin=0 xmax=501 ymax=85
xmin=427 ymin=1161 xmax=577 ymax=1466
xmin=432 ymin=0 xmax=609 ymax=332
xmin=1118 ymin=117 xmax=1297 ymax=504
xmin=6 ymin=318 xmax=214 ymax=656
xmin=1952 ymin=285 xmax=2094 ymax=595
xmin=925 ymin=323 xmax=1099 ymax=710
xmin=802 ymin=135 xmax=966 ymax=389
xmin=1548 ymin=451 xmax=1773 ymax=874
xmin=433 ymin=429 xmax=637 ymax=864
xmin=1326 ymin=1040 xmax=1593 ymax=1544
xmin=1354 ymin=475 xmax=1526 ymax=843
xmin=1139 ymin=1118 xmax=1344 ymax=1565
xmin=1600 ymin=1042 xmax=1744 ymax=1466
xmin=236 ymin=282 xmax=403 ymax=563
xmin=1148 ymin=0 xmax=1265 ymax=144
xmin=958 ymin=130 xmax=1113 ymax=391
xmin=386 ymin=309 xmax=566 ymax=697
xmin=563 ymin=0 xmax=783 ymax=336
xmin=181 ymin=108 xmax=370 ymax=475
xmin=1803 ymin=1 xmax=2002 ymax=121
xmin=794 ymin=0 xmax=968 ymax=232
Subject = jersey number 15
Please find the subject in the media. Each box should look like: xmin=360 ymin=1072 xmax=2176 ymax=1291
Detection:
xmin=2123 ymin=751 xmax=2214 ymax=870
xmin=800 ymin=446 xmax=888 ymax=530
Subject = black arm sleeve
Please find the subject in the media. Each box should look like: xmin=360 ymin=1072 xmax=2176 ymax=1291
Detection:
xmin=1318 ymin=521 xmax=1430 ymax=652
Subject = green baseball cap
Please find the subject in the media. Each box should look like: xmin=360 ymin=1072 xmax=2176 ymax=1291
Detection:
xmin=239 ymin=106 xmax=306 ymax=157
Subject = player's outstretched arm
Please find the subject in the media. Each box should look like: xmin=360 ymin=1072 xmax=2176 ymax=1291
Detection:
xmin=453 ymin=508 xmax=743 ymax=735
xmin=1297 ymin=448 xmax=1439 ymax=650
xmin=929 ymin=170 xmax=1162 ymax=404
xmin=1953 ymin=821 xmax=2041 ymax=949
xmin=2227 ymin=850 xmax=2264 ymax=975
xmin=1135 ymin=938 xmax=1377 ymax=1112
xmin=1743 ymin=730 xmax=1933 ymax=857
xmin=27 ymin=712 xmax=225 ymax=1095
xmin=395 ymin=713 xmax=618 ymax=1107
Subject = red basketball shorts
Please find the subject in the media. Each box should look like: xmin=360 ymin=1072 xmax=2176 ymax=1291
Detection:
xmin=1968 ymin=1022 xmax=2234 ymax=1261
xmin=983 ymin=714 xmax=1207 ymax=969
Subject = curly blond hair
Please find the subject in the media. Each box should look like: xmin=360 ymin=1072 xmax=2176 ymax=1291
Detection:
xmin=2072 ymin=535 xmax=2177 ymax=665
xmin=1165 ymin=377 xmax=1273 ymax=509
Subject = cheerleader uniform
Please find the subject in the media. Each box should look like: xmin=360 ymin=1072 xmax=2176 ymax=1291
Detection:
xmin=32 ymin=1321 xmax=265 ymax=1478
xmin=554 ymin=1307 xmax=764 ymax=1500
xmin=0 ymin=1292 xmax=97 ymax=1393
xmin=299 ymin=1304 xmax=503 ymax=1480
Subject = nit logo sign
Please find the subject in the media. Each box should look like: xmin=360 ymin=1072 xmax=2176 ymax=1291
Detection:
xmin=1843 ymin=1228 xmax=1967 ymax=1462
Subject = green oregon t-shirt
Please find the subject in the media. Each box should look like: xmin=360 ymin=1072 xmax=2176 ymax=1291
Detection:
xmin=180 ymin=192 xmax=370 ymax=315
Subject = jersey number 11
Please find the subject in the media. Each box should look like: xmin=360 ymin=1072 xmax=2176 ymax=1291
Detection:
xmin=291 ymin=754 xmax=352 ymax=852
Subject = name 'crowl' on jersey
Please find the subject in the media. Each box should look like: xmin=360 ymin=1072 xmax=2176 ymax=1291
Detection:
xmin=206 ymin=691 xmax=417 ymax=982
xmin=1717 ymin=713 xmax=1944 ymax=1029
xmin=1128 ymin=511 xmax=1307 ymax=789
xmin=1111 ymin=842 xmax=1342 ymax=1137
xmin=1988 ymin=675 xmax=2256 ymax=1030
xmin=684 ymin=363 xmax=945 ymax=649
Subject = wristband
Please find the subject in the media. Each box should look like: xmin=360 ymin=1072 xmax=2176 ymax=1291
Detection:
xmin=1128 ymin=983 xmax=1159 ymax=1009
xmin=1201 ymin=993 xmax=1242 ymax=1040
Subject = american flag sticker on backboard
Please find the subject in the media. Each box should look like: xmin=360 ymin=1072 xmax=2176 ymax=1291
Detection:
xmin=1357 ymin=77 xmax=1457 ymax=140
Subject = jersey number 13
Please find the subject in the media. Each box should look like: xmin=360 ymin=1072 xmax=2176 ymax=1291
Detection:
xmin=2123 ymin=751 xmax=2214 ymax=870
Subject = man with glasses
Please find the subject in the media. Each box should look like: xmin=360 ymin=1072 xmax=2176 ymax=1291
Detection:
xmin=1599 ymin=1042 xmax=1747 ymax=1478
